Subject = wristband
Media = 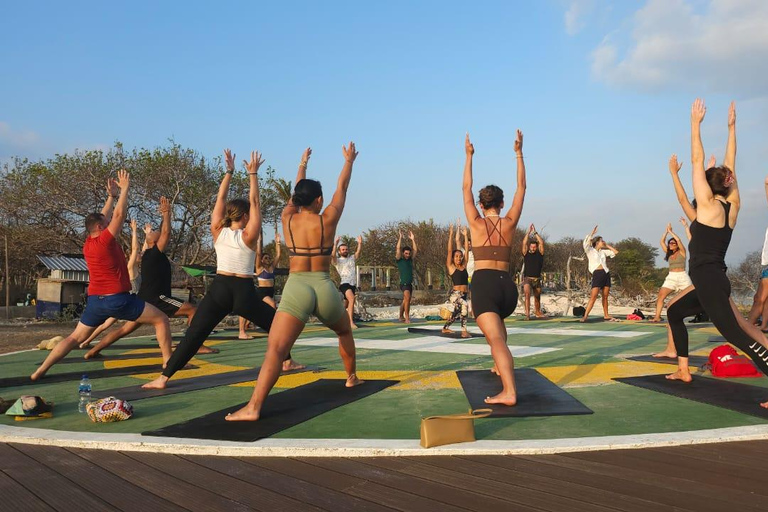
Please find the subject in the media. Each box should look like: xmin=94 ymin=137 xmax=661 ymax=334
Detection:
xmin=248 ymin=172 xmax=258 ymax=175
xmin=225 ymin=170 xmax=234 ymax=174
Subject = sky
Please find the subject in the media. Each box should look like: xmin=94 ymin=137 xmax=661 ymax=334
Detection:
xmin=2 ymin=0 xmax=768 ymax=266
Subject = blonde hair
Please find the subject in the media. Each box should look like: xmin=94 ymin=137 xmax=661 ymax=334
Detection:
xmin=218 ymin=199 xmax=249 ymax=229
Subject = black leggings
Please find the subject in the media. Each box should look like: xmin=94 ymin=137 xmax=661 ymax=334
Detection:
xmin=163 ymin=274 xmax=285 ymax=378
xmin=668 ymin=264 xmax=768 ymax=374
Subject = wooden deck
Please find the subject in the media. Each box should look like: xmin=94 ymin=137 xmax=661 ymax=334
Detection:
xmin=1 ymin=440 xmax=767 ymax=511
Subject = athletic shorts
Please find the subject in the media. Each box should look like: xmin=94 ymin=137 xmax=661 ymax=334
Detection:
xmin=523 ymin=276 xmax=542 ymax=294
xmin=80 ymin=293 xmax=145 ymax=327
xmin=471 ymin=269 xmax=518 ymax=319
xmin=257 ymin=286 xmax=275 ymax=300
xmin=339 ymin=283 xmax=357 ymax=296
xmin=143 ymin=294 xmax=184 ymax=317
xmin=661 ymin=271 xmax=693 ymax=293
xmin=400 ymin=283 xmax=413 ymax=293
xmin=591 ymin=269 xmax=611 ymax=289
xmin=762 ymin=265 xmax=768 ymax=280
xmin=278 ymin=272 xmax=345 ymax=325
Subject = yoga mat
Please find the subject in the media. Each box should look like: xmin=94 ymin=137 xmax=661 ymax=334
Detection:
xmin=626 ymin=354 xmax=709 ymax=367
xmin=407 ymin=327 xmax=485 ymax=339
xmin=614 ymin=374 xmax=768 ymax=420
xmin=91 ymin=365 xmax=320 ymax=402
xmin=79 ymin=343 xmax=163 ymax=351
xmin=0 ymin=364 xmax=193 ymax=390
xmin=37 ymin=352 xmax=164 ymax=365
xmin=709 ymin=335 xmax=727 ymax=343
xmin=456 ymin=369 xmax=593 ymax=417
xmin=143 ymin=379 xmax=397 ymax=441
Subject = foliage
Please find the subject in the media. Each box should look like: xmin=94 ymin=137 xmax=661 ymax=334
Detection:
xmin=730 ymin=250 xmax=761 ymax=296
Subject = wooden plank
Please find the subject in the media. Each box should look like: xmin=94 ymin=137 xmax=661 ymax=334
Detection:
xmin=662 ymin=441 xmax=768 ymax=468
xmin=190 ymin=455 xmax=389 ymax=512
xmin=72 ymin=448 xmax=251 ymax=512
xmin=246 ymin=456 xmax=369 ymax=492
xmin=0 ymin=444 xmax=112 ymax=512
xmin=17 ymin=444 xmax=185 ymax=512
xmin=651 ymin=445 xmax=768 ymax=473
xmin=301 ymin=457 xmax=509 ymax=512
xmin=0 ymin=471 xmax=54 ymax=512
xmin=126 ymin=452 xmax=312 ymax=512
xmin=517 ymin=453 xmax=768 ymax=512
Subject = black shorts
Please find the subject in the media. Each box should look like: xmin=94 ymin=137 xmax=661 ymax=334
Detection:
xmin=471 ymin=269 xmax=518 ymax=318
xmin=144 ymin=294 xmax=184 ymax=317
xmin=400 ymin=283 xmax=413 ymax=293
xmin=257 ymin=286 xmax=275 ymax=300
xmin=339 ymin=283 xmax=357 ymax=296
xmin=591 ymin=269 xmax=611 ymax=289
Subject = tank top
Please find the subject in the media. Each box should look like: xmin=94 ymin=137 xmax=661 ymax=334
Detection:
xmin=451 ymin=267 xmax=468 ymax=286
xmin=668 ymin=251 xmax=686 ymax=272
xmin=523 ymin=251 xmax=544 ymax=277
xmin=214 ymin=227 xmax=256 ymax=275
xmin=689 ymin=201 xmax=732 ymax=272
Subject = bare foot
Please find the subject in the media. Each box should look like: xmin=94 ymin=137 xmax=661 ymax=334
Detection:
xmin=78 ymin=341 xmax=92 ymax=349
xmin=649 ymin=318 xmax=662 ymax=323
xmin=398 ymin=318 xmax=405 ymax=323
xmin=196 ymin=345 xmax=219 ymax=354
xmin=404 ymin=318 xmax=411 ymax=324
xmin=579 ymin=317 xmax=588 ymax=323
xmin=535 ymin=314 xmax=548 ymax=319
xmin=30 ymin=370 xmax=43 ymax=381
xmin=484 ymin=391 xmax=517 ymax=406
xmin=490 ymin=366 xmax=499 ymax=375
xmin=761 ymin=400 xmax=768 ymax=409
xmin=238 ymin=333 xmax=252 ymax=340
xmin=225 ymin=405 xmax=260 ymax=422
xmin=652 ymin=350 xmax=678 ymax=359
xmin=461 ymin=330 xmax=471 ymax=338
xmin=442 ymin=328 xmax=453 ymax=334
xmin=83 ymin=350 xmax=102 ymax=360
xmin=346 ymin=373 xmax=364 ymax=387
xmin=524 ymin=315 xmax=530 ymax=321
xmin=141 ymin=376 xmax=168 ymax=389
xmin=282 ymin=360 xmax=307 ymax=372
xmin=665 ymin=370 xmax=692 ymax=383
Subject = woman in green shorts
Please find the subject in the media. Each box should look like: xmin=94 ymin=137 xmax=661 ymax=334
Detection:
xmin=227 ymin=144 xmax=364 ymax=422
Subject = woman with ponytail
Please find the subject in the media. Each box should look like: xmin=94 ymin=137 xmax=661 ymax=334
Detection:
xmin=227 ymin=143 xmax=363 ymax=422
xmin=143 ymin=149 xmax=301 ymax=389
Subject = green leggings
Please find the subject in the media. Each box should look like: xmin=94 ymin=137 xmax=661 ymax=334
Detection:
xmin=278 ymin=272 xmax=346 ymax=325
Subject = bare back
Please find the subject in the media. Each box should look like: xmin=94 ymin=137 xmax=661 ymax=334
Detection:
xmin=281 ymin=209 xmax=339 ymax=272
xmin=468 ymin=216 xmax=517 ymax=272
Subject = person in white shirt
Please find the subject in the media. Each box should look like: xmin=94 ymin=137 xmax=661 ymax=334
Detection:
xmin=747 ymin=177 xmax=768 ymax=332
xmin=332 ymin=235 xmax=362 ymax=329
xmin=580 ymin=225 xmax=619 ymax=322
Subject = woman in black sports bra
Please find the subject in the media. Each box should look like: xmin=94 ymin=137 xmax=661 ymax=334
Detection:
xmin=462 ymin=131 xmax=526 ymax=406
xmin=666 ymin=100 xmax=768 ymax=406
xmin=442 ymin=223 xmax=470 ymax=337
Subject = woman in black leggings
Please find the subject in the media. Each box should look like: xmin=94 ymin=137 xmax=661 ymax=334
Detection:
xmin=666 ymin=100 xmax=768 ymax=406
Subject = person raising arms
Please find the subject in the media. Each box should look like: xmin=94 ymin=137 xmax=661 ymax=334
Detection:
xmin=395 ymin=231 xmax=417 ymax=323
xmin=442 ymin=223 xmax=470 ymax=337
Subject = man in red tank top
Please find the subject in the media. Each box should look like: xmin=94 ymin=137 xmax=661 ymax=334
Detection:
xmin=32 ymin=171 xmax=173 ymax=381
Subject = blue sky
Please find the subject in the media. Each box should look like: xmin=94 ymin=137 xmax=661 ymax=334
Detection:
xmin=2 ymin=0 xmax=767 ymax=266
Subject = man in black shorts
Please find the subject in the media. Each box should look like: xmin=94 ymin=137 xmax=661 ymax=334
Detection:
xmin=85 ymin=196 xmax=217 ymax=358
xmin=395 ymin=230 xmax=417 ymax=323
xmin=332 ymin=235 xmax=362 ymax=329
xmin=521 ymin=223 xmax=546 ymax=320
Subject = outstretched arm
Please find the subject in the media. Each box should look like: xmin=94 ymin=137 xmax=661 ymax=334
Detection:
xmin=679 ymin=217 xmax=692 ymax=241
xmin=504 ymin=130 xmax=526 ymax=225
xmin=395 ymin=231 xmax=402 ymax=260
xmin=127 ymin=219 xmax=139 ymax=270
xmin=724 ymin=101 xmax=739 ymax=203
xmin=284 ymin=147 xmax=312 ymax=219
xmin=660 ymin=225 xmax=669 ymax=253
xmin=446 ymin=224 xmax=455 ymax=270
xmin=669 ymin=154 xmax=696 ymax=221
xmin=668 ymin=226 xmax=685 ymax=257
xmin=354 ymin=235 xmax=362 ymax=260
xmin=242 ymin=151 xmax=264 ymax=247
xmin=157 ymin=196 xmax=172 ymax=252
xmin=101 ymin=179 xmax=119 ymax=220
xmin=212 ymin=149 xmax=235 ymax=240
xmin=331 ymin=236 xmax=340 ymax=264
xmin=255 ymin=232 xmax=264 ymax=269
xmin=107 ymin=170 xmax=130 ymax=237
xmin=325 ymin=143 xmax=358 ymax=223
xmin=584 ymin=225 xmax=597 ymax=253
xmin=462 ymin=226 xmax=469 ymax=256
xmin=535 ymin=231 xmax=544 ymax=255
xmin=462 ymin=133 xmax=481 ymax=223
xmin=409 ymin=231 xmax=418 ymax=258
xmin=274 ymin=231 xmax=281 ymax=269
xmin=690 ymin=99 xmax=712 ymax=205
xmin=521 ymin=224 xmax=531 ymax=256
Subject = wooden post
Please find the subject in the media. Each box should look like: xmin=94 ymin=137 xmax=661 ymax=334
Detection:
xmin=4 ymin=234 xmax=9 ymax=320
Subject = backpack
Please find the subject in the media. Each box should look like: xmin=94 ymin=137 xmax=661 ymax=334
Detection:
xmin=632 ymin=308 xmax=646 ymax=320
xmin=573 ymin=306 xmax=586 ymax=317
xmin=706 ymin=344 xmax=761 ymax=378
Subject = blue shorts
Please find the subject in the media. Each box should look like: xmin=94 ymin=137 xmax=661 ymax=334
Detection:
xmin=80 ymin=293 xmax=146 ymax=327
xmin=762 ymin=266 xmax=768 ymax=280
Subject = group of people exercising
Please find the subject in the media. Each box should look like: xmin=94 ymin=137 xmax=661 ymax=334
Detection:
xmin=30 ymin=98 xmax=768 ymax=413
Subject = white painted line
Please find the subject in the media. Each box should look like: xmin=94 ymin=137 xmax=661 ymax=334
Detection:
xmin=0 ymin=348 xmax=37 ymax=358
xmin=295 ymin=336 xmax=559 ymax=358
xmin=407 ymin=326 xmax=649 ymax=338
xmin=2 ymin=423 xmax=767 ymax=457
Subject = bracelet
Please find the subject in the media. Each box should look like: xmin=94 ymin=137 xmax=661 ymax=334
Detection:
xmin=299 ymin=162 xmax=308 ymax=168
xmin=516 ymin=155 xmax=524 ymax=159
xmin=248 ymin=172 xmax=258 ymax=175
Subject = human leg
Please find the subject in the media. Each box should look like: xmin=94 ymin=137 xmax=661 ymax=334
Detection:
xmin=664 ymin=287 xmax=702 ymax=382
xmin=476 ymin=312 xmax=516 ymax=406
xmin=601 ymin=286 xmax=611 ymax=319
xmin=344 ymin=288 xmax=357 ymax=329
xmin=581 ymin=287 xmax=600 ymax=322
xmin=402 ymin=288 xmax=412 ymax=323
xmin=79 ymin=317 xmax=117 ymax=348
xmin=32 ymin=322 xmax=97 ymax=380
xmin=748 ymin=278 xmax=768 ymax=326
xmin=653 ymin=287 xmax=674 ymax=322
xmin=523 ymin=281 xmax=531 ymax=320
xmin=84 ymin=320 xmax=141 ymax=358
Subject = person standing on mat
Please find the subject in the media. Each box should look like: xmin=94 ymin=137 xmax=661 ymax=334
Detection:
xmin=463 ymin=131 xmax=525 ymax=406
xmin=332 ymin=234 xmax=362 ymax=329
xmin=32 ymin=171 xmax=173 ymax=381
xmin=142 ymin=149 xmax=303 ymax=390
xmin=665 ymin=100 xmax=768 ymax=407
xmin=650 ymin=223 xmax=692 ymax=323
xmin=239 ymin=230 xmax=282 ymax=339
xmin=396 ymin=230 xmax=417 ymax=323
xmin=83 ymin=196 xmax=218 ymax=358
xmin=442 ymin=223 xmax=470 ymax=337
xmin=580 ymin=226 xmax=619 ymax=323
xmin=747 ymin=177 xmax=768 ymax=333
xmin=521 ymin=223 xmax=546 ymax=320
xmin=226 ymin=143 xmax=364 ymax=422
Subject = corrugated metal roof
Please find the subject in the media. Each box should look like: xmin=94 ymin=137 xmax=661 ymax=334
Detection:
xmin=37 ymin=255 xmax=89 ymax=272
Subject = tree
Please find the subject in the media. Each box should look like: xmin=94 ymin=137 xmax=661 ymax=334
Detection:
xmin=612 ymin=237 xmax=660 ymax=295
xmin=731 ymin=250 xmax=761 ymax=296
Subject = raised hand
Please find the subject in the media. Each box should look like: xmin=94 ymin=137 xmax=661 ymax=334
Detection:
xmin=275 ymin=231 xmax=281 ymax=243
xmin=243 ymin=151 xmax=264 ymax=174
xmin=144 ymin=223 xmax=152 ymax=235
xmin=679 ymin=217 xmax=688 ymax=227
xmin=159 ymin=196 xmax=171 ymax=214
xmin=461 ymin=226 xmax=468 ymax=237
xmin=513 ymin=129 xmax=523 ymax=154
xmin=728 ymin=101 xmax=736 ymax=127
xmin=130 ymin=219 xmax=137 ymax=231
xmin=223 ymin=149 xmax=236 ymax=172
xmin=591 ymin=225 xmax=599 ymax=236
xmin=666 ymin=222 xmax=672 ymax=232
xmin=691 ymin=98 xmax=706 ymax=124
xmin=398 ymin=231 xmax=403 ymax=240
xmin=669 ymin=154 xmax=683 ymax=174
xmin=116 ymin=169 xmax=130 ymax=189
xmin=408 ymin=230 xmax=415 ymax=241
xmin=529 ymin=223 xmax=535 ymax=234
xmin=465 ymin=133 xmax=474 ymax=156
xmin=106 ymin=178 xmax=119 ymax=197
xmin=706 ymin=154 xmax=716 ymax=170
xmin=335 ymin=235 xmax=341 ymax=247
xmin=356 ymin=235 xmax=362 ymax=245
xmin=342 ymin=142 xmax=358 ymax=163
xmin=301 ymin=147 xmax=312 ymax=166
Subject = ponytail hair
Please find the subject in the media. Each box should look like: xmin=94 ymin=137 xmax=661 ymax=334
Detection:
xmin=218 ymin=199 xmax=249 ymax=229
xmin=291 ymin=179 xmax=323 ymax=207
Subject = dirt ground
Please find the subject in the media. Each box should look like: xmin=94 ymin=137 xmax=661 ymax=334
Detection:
xmin=0 ymin=319 xmax=189 ymax=355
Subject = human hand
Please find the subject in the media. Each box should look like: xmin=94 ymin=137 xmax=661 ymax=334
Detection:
xmin=159 ymin=196 xmax=170 ymax=215
xmin=465 ymin=133 xmax=474 ymax=156
xmin=130 ymin=219 xmax=137 ymax=231
xmin=691 ymin=98 xmax=706 ymax=124
xmin=669 ymin=154 xmax=683 ymax=174
xmin=408 ymin=230 xmax=415 ymax=241
xmin=106 ymin=178 xmax=119 ymax=197
xmin=728 ymin=101 xmax=736 ymax=127
xmin=679 ymin=217 xmax=688 ymax=227
xmin=143 ymin=223 xmax=152 ymax=235
xmin=592 ymin=225 xmax=598 ymax=234
xmin=398 ymin=231 xmax=403 ymax=240
xmin=356 ymin=235 xmax=362 ymax=245
xmin=116 ymin=169 xmax=129 ymax=189
xmin=244 ymin=150 xmax=264 ymax=174
xmin=275 ymin=232 xmax=281 ymax=243
xmin=706 ymin=154 xmax=716 ymax=170
xmin=223 ymin=149 xmax=236 ymax=172
xmin=461 ymin=226 xmax=468 ymax=237
xmin=513 ymin=129 xmax=523 ymax=154
xmin=335 ymin=235 xmax=341 ymax=246
xmin=342 ymin=142 xmax=358 ymax=163
xmin=301 ymin=147 xmax=312 ymax=166
xmin=666 ymin=222 xmax=672 ymax=232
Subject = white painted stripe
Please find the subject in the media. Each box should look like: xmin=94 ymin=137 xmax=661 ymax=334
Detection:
xmin=2 ymin=423 xmax=768 ymax=457
xmin=0 ymin=348 xmax=37 ymax=358
xmin=295 ymin=336 xmax=558 ymax=358
xmin=405 ymin=326 xmax=649 ymax=339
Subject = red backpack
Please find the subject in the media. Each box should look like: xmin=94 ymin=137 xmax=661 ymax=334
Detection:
xmin=707 ymin=344 xmax=761 ymax=378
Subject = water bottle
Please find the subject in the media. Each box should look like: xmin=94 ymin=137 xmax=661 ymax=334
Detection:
xmin=78 ymin=374 xmax=91 ymax=413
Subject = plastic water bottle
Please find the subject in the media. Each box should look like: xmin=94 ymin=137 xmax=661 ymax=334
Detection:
xmin=78 ymin=374 xmax=91 ymax=413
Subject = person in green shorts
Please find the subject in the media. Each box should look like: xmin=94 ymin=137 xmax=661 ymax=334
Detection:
xmin=395 ymin=230 xmax=418 ymax=323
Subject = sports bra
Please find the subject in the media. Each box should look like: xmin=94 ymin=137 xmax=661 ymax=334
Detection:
xmin=668 ymin=251 xmax=686 ymax=272
xmin=257 ymin=268 xmax=275 ymax=280
xmin=451 ymin=267 xmax=469 ymax=286
xmin=287 ymin=213 xmax=333 ymax=257
xmin=472 ymin=217 xmax=512 ymax=262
